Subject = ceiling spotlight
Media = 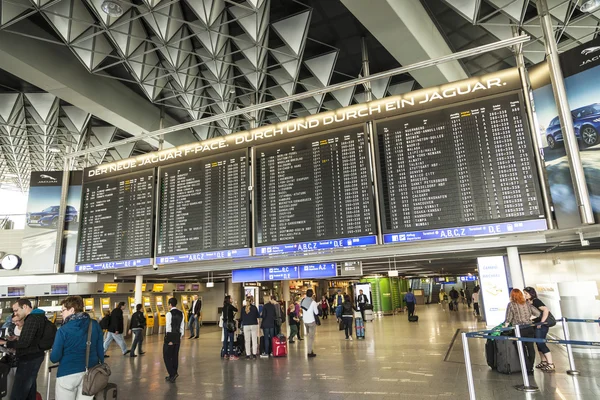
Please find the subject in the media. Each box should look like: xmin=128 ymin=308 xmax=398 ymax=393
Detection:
xmin=48 ymin=145 xmax=61 ymax=153
xmin=101 ymin=0 xmax=124 ymax=17
xmin=581 ymin=0 xmax=600 ymax=13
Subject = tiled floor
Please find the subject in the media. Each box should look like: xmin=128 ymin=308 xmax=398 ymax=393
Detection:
xmin=35 ymin=303 xmax=600 ymax=399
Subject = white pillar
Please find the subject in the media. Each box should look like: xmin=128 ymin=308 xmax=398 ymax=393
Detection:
xmin=506 ymin=247 xmax=525 ymax=289
xmin=282 ymin=281 xmax=290 ymax=338
xmin=134 ymin=275 xmax=143 ymax=305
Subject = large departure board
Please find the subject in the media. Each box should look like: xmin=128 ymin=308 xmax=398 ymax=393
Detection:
xmin=376 ymin=93 xmax=547 ymax=243
xmin=156 ymin=150 xmax=250 ymax=264
xmin=255 ymin=125 xmax=377 ymax=254
xmin=75 ymin=170 xmax=155 ymax=271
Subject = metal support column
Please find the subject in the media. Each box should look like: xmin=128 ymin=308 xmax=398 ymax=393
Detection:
xmin=53 ymin=145 xmax=71 ymax=273
xmin=134 ymin=275 xmax=143 ymax=306
xmin=362 ymin=37 xmax=384 ymax=245
xmin=538 ymin=0 xmax=594 ymax=225
xmin=562 ymin=318 xmax=580 ymax=375
xmin=512 ymin=26 xmax=554 ymax=230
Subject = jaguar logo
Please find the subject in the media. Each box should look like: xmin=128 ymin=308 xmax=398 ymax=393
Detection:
xmin=581 ymin=46 xmax=600 ymax=55
xmin=40 ymin=174 xmax=57 ymax=181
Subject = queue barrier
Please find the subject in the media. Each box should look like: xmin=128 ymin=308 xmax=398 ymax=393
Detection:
xmin=462 ymin=317 xmax=600 ymax=400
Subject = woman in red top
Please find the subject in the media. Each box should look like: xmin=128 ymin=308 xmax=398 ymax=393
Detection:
xmin=320 ymin=296 xmax=329 ymax=319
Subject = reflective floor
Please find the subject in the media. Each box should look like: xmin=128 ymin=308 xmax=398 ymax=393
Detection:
xmin=35 ymin=303 xmax=600 ymax=400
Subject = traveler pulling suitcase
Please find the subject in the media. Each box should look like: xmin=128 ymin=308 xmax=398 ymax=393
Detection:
xmin=272 ymin=334 xmax=287 ymax=357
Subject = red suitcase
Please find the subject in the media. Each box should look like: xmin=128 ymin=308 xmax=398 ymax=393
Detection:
xmin=272 ymin=335 xmax=287 ymax=357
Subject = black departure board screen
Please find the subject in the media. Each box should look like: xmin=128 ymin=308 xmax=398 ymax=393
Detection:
xmin=75 ymin=170 xmax=155 ymax=271
xmin=156 ymin=150 xmax=250 ymax=264
xmin=255 ymin=126 xmax=377 ymax=254
xmin=376 ymin=93 xmax=547 ymax=243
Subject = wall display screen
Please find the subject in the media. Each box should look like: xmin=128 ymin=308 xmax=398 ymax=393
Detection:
xmin=375 ymin=93 xmax=547 ymax=243
xmin=231 ymin=263 xmax=337 ymax=283
xmin=254 ymin=125 xmax=377 ymax=254
xmin=156 ymin=149 xmax=250 ymax=264
xmin=75 ymin=169 xmax=155 ymax=271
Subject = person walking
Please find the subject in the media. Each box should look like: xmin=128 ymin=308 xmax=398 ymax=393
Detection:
xmin=222 ymin=295 xmax=239 ymax=360
xmin=320 ymin=296 xmax=329 ymax=320
xmin=294 ymin=297 xmax=304 ymax=340
xmin=272 ymin=297 xmax=282 ymax=336
xmin=465 ymin=288 xmax=472 ymax=309
xmin=287 ymin=304 xmax=300 ymax=343
xmin=103 ymin=302 xmax=129 ymax=357
xmin=439 ymin=289 xmax=447 ymax=311
xmin=163 ymin=298 xmax=185 ymax=383
xmin=404 ymin=288 xmax=417 ymax=320
xmin=128 ymin=303 xmax=146 ymax=357
xmin=503 ymin=289 xmax=536 ymax=374
xmin=241 ymin=296 xmax=259 ymax=360
xmin=334 ymin=290 xmax=344 ymax=322
xmin=357 ymin=290 xmax=369 ymax=320
xmin=449 ymin=287 xmax=459 ymax=312
xmin=260 ymin=297 xmax=277 ymax=358
xmin=0 ymin=299 xmax=51 ymax=400
xmin=300 ymin=289 xmax=320 ymax=358
xmin=188 ymin=295 xmax=202 ymax=339
xmin=472 ymin=287 xmax=481 ymax=317
xmin=341 ymin=295 xmax=356 ymax=340
xmin=50 ymin=296 xmax=104 ymax=400
xmin=524 ymin=287 xmax=555 ymax=372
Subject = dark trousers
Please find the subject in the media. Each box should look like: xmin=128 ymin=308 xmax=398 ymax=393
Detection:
xmin=406 ymin=302 xmax=415 ymax=318
xmin=263 ymin=327 xmax=275 ymax=354
xmin=163 ymin=342 xmax=180 ymax=378
xmin=322 ymin=307 xmax=328 ymax=319
xmin=10 ymin=354 xmax=44 ymax=400
xmin=359 ymin=305 xmax=366 ymax=320
xmin=521 ymin=326 xmax=536 ymax=371
xmin=130 ymin=328 xmax=144 ymax=355
xmin=474 ymin=303 xmax=480 ymax=316
xmin=342 ymin=317 xmax=353 ymax=338
xmin=223 ymin=328 xmax=235 ymax=356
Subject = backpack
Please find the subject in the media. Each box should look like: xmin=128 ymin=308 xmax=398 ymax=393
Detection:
xmin=38 ymin=319 xmax=57 ymax=351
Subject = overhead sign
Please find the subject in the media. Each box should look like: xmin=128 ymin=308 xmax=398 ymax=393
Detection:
xmin=153 ymin=284 xmax=164 ymax=292
xmin=460 ymin=276 xmax=477 ymax=282
xmin=477 ymin=256 xmax=510 ymax=328
xmin=340 ymin=261 xmax=363 ymax=276
xmin=232 ymin=263 xmax=337 ymax=283
xmin=103 ymin=283 xmax=118 ymax=293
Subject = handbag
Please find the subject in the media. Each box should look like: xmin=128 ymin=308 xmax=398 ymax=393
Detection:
xmin=226 ymin=320 xmax=236 ymax=333
xmin=81 ymin=320 xmax=111 ymax=396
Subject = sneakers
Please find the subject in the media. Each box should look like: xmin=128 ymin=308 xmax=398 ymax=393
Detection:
xmin=260 ymin=353 xmax=268 ymax=358
xmin=123 ymin=350 xmax=130 ymax=356
xmin=246 ymin=355 xmax=251 ymax=360
xmin=289 ymin=340 xmax=295 ymax=344
xmin=252 ymin=355 xmax=257 ymax=360
xmin=308 ymin=352 xmax=317 ymax=358
xmin=130 ymin=354 xmax=138 ymax=358
xmin=349 ymin=337 xmax=353 ymax=341
xmin=229 ymin=355 xmax=239 ymax=361
xmin=345 ymin=337 xmax=349 ymax=340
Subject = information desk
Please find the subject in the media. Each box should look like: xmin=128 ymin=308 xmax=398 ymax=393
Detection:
xmin=75 ymin=169 xmax=155 ymax=271
xmin=375 ymin=92 xmax=547 ymax=243
xmin=156 ymin=149 xmax=250 ymax=264
xmin=255 ymin=125 xmax=377 ymax=254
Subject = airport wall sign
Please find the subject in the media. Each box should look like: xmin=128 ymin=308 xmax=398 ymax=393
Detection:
xmin=232 ymin=263 xmax=337 ymax=283
xmin=75 ymin=258 xmax=153 ymax=272
xmin=255 ymin=235 xmax=377 ymax=255
xmin=83 ymin=69 xmax=522 ymax=181
xmin=156 ymin=248 xmax=252 ymax=265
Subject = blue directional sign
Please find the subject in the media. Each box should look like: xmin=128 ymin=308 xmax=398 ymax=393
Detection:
xmin=383 ymin=219 xmax=547 ymax=244
xmin=232 ymin=263 xmax=338 ymax=283
xmin=232 ymin=268 xmax=265 ymax=283
xmin=299 ymin=263 xmax=337 ymax=279
xmin=75 ymin=258 xmax=153 ymax=272
xmin=265 ymin=266 xmax=299 ymax=281
xmin=156 ymin=248 xmax=251 ymax=265
xmin=256 ymin=235 xmax=377 ymax=255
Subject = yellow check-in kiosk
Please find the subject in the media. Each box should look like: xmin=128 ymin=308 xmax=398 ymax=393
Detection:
xmin=100 ymin=298 xmax=111 ymax=319
xmin=84 ymin=298 xmax=96 ymax=320
xmin=143 ymin=296 xmax=154 ymax=335
xmin=181 ymin=295 xmax=190 ymax=323
xmin=155 ymin=295 xmax=166 ymax=334
xmin=128 ymin=297 xmax=137 ymax=314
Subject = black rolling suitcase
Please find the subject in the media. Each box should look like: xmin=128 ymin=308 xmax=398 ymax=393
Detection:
xmin=485 ymin=339 xmax=496 ymax=369
xmin=408 ymin=315 xmax=419 ymax=322
xmin=94 ymin=383 xmax=118 ymax=399
xmin=494 ymin=339 xmax=521 ymax=374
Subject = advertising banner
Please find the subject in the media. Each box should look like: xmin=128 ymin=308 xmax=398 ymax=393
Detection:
xmin=530 ymin=38 xmax=600 ymax=227
xmin=21 ymin=171 xmax=82 ymax=273
xmin=477 ymin=256 xmax=510 ymax=328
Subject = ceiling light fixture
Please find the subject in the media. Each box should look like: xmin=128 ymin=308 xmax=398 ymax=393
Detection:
xmin=48 ymin=145 xmax=61 ymax=153
xmin=581 ymin=0 xmax=600 ymax=13
xmin=101 ymin=0 xmax=124 ymax=17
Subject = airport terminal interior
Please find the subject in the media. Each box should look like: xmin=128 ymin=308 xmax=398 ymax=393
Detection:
xmin=2 ymin=0 xmax=600 ymax=399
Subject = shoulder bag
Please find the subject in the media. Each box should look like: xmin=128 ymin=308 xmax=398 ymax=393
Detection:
xmin=81 ymin=320 xmax=111 ymax=396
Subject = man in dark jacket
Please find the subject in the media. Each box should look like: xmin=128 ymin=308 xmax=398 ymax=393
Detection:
xmin=357 ymin=290 xmax=369 ymax=320
xmin=164 ymin=298 xmax=184 ymax=383
xmin=188 ymin=295 xmax=202 ymax=339
xmin=260 ymin=300 xmax=277 ymax=358
xmin=449 ymin=287 xmax=459 ymax=312
xmin=103 ymin=302 xmax=130 ymax=356
xmin=128 ymin=303 xmax=146 ymax=357
xmin=0 ymin=299 xmax=47 ymax=400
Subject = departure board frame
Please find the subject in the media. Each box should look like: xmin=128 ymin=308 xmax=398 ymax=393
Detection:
xmin=155 ymin=148 xmax=251 ymax=264
xmin=373 ymin=90 xmax=547 ymax=244
xmin=75 ymin=168 xmax=156 ymax=271
xmin=253 ymin=123 xmax=378 ymax=255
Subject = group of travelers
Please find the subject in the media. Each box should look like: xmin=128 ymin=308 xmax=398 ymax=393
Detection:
xmin=439 ymin=286 xmax=479 ymax=316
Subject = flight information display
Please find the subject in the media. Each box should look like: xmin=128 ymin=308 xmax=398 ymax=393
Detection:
xmin=376 ymin=93 xmax=547 ymax=243
xmin=76 ymin=170 xmax=155 ymax=271
xmin=255 ymin=126 xmax=377 ymax=254
xmin=156 ymin=150 xmax=250 ymax=264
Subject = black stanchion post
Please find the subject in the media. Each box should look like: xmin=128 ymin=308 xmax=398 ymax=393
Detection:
xmin=514 ymin=325 xmax=539 ymax=393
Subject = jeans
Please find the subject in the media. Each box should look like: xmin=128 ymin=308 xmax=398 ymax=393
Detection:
xmin=406 ymin=302 xmax=415 ymax=318
xmin=288 ymin=324 xmax=299 ymax=341
xmin=222 ymin=328 xmax=235 ymax=356
xmin=243 ymin=325 xmax=259 ymax=356
xmin=103 ymin=331 xmax=128 ymax=354
xmin=163 ymin=342 xmax=180 ymax=378
xmin=535 ymin=325 xmax=551 ymax=354
xmin=10 ymin=354 xmax=44 ymax=400
xmin=305 ymin=322 xmax=316 ymax=354
xmin=56 ymin=371 xmax=93 ymax=400
xmin=188 ymin=314 xmax=200 ymax=337
xmin=130 ymin=328 xmax=144 ymax=355
xmin=262 ymin=327 xmax=275 ymax=355
xmin=342 ymin=317 xmax=353 ymax=338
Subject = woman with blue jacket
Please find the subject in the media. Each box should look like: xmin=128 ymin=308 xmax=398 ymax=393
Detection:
xmin=50 ymin=296 xmax=104 ymax=400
